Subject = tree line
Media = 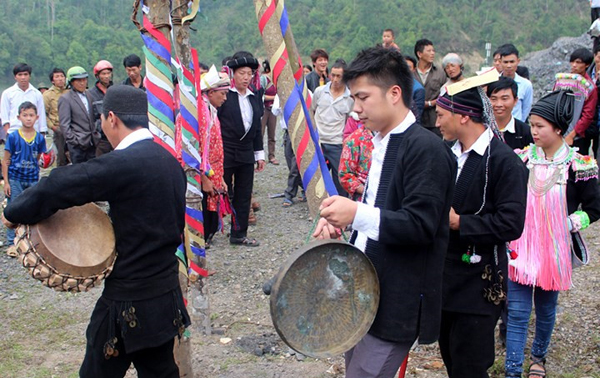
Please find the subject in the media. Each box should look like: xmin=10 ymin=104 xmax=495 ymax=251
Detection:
xmin=0 ymin=0 xmax=589 ymax=89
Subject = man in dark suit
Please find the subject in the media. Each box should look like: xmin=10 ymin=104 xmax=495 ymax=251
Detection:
xmin=3 ymin=85 xmax=189 ymax=377
xmin=218 ymin=51 xmax=265 ymax=246
xmin=58 ymin=66 xmax=100 ymax=163
xmin=487 ymin=77 xmax=534 ymax=150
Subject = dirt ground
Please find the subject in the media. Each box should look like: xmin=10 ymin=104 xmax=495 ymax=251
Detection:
xmin=1 ymin=140 xmax=600 ymax=378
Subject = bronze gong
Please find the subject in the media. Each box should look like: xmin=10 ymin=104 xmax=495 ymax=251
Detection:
xmin=270 ymin=240 xmax=379 ymax=358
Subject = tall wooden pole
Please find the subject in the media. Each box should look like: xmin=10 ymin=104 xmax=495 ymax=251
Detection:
xmin=254 ymin=0 xmax=329 ymax=218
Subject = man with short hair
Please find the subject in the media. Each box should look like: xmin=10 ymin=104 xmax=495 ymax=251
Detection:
xmin=564 ymin=48 xmax=598 ymax=154
xmin=43 ymin=68 xmax=68 ymax=166
xmin=305 ymin=48 xmax=329 ymax=92
xmin=313 ymin=46 xmax=456 ymax=378
xmin=1 ymin=63 xmax=48 ymax=138
xmin=311 ymin=59 xmax=354 ymax=197
xmin=499 ymin=44 xmax=533 ymax=122
xmin=413 ymin=39 xmax=447 ymax=136
xmin=218 ymin=51 xmax=266 ymax=246
xmin=59 ymin=66 xmax=100 ymax=164
xmin=122 ymin=54 xmax=145 ymax=91
xmin=89 ymin=60 xmax=114 ymax=157
xmin=3 ymin=85 xmax=190 ymax=378
xmin=486 ymin=77 xmax=534 ymax=150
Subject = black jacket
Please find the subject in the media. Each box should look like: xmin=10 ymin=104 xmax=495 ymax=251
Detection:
xmin=503 ymin=119 xmax=534 ymax=150
xmin=4 ymin=138 xmax=189 ymax=351
xmin=352 ymin=123 xmax=456 ymax=344
xmin=443 ymin=137 xmax=528 ymax=315
xmin=305 ymin=70 xmax=329 ymax=93
xmin=218 ymin=88 xmax=264 ymax=168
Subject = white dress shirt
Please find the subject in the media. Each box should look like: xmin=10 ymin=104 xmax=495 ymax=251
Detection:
xmin=499 ymin=116 xmax=516 ymax=134
xmin=115 ymin=128 xmax=154 ymax=150
xmin=76 ymin=91 xmax=90 ymax=113
xmin=352 ymin=111 xmax=417 ymax=252
xmin=230 ymin=86 xmax=265 ymax=161
xmin=0 ymin=83 xmax=48 ymax=134
xmin=451 ymin=127 xmax=493 ymax=182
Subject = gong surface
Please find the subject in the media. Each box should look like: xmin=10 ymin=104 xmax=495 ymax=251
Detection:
xmin=270 ymin=240 xmax=379 ymax=358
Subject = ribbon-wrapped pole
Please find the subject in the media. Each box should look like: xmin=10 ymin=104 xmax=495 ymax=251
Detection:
xmin=254 ymin=0 xmax=336 ymax=217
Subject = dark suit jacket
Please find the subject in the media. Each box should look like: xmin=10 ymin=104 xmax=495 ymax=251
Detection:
xmin=58 ymin=89 xmax=100 ymax=149
xmin=503 ymin=119 xmax=534 ymax=150
xmin=443 ymin=137 xmax=528 ymax=316
xmin=352 ymin=123 xmax=456 ymax=344
xmin=218 ymin=89 xmax=264 ymax=168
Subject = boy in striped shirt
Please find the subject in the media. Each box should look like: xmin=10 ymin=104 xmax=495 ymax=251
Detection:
xmin=3 ymin=101 xmax=46 ymax=256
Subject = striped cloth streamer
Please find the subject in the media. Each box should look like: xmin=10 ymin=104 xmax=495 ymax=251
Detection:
xmin=257 ymin=0 xmax=337 ymax=197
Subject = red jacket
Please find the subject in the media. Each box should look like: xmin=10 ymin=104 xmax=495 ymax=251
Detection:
xmin=575 ymin=73 xmax=598 ymax=137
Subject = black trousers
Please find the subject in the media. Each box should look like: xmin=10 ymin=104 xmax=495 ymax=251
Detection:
xmin=202 ymin=191 xmax=220 ymax=242
xmin=67 ymin=144 xmax=96 ymax=164
xmin=592 ymin=7 xmax=600 ymax=23
xmin=573 ymin=136 xmax=592 ymax=156
xmin=79 ymin=295 xmax=182 ymax=378
xmin=283 ymin=130 xmax=303 ymax=200
xmin=223 ymin=163 xmax=254 ymax=239
xmin=439 ymin=308 xmax=501 ymax=378
xmin=321 ymin=142 xmax=347 ymax=197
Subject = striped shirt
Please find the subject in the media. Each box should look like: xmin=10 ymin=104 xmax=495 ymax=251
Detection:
xmin=5 ymin=129 xmax=46 ymax=182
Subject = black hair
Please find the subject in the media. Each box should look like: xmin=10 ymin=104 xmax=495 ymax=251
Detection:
xmin=123 ymin=54 xmax=142 ymax=68
xmin=221 ymin=56 xmax=232 ymax=66
xmin=48 ymin=68 xmax=66 ymax=83
xmin=199 ymin=62 xmax=209 ymax=71
xmin=310 ymin=49 xmax=329 ymax=64
xmin=570 ymin=48 xmax=594 ymax=66
xmin=414 ymin=39 xmax=433 ymax=59
xmin=405 ymin=56 xmax=417 ymax=68
xmin=262 ymin=60 xmax=271 ymax=73
xmin=232 ymin=51 xmax=254 ymax=60
xmin=303 ymin=64 xmax=313 ymax=72
xmin=594 ymin=44 xmax=600 ymax=56
xmin=498 ymin=44 xmax=519 ymax=58
xmin=13 ymin=63 xmax=32 ymax=76
xmin=18 ymin=101 xmax=37 ymax=115
xmin=383 ymin=28 xmax=395 ymax=37
xmin=516 ymin=66 xmax=530 ymax=79
xmin=486 ymin=76 xmax=518 ymax=98
xmin=344 ymin=46 xmax=413 ymax=107
xmin=331 ymin=58 xmax=347 ymax=71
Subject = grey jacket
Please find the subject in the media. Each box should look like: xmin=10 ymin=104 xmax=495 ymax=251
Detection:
xmin=58 ymin=89 xmax=100 ymax=149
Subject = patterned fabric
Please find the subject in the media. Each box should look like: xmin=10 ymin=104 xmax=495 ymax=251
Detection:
xmin=339 ymin=126 xmax=374 ymax=200
xmin=206 ymin=105 xmax=225 ymax=212
xmin=5 ymin=129 xmax=46 ymax=182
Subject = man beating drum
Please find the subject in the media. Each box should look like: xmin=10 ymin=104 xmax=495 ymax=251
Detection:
xmin=2 ymin=85 xmax=190 ymax=378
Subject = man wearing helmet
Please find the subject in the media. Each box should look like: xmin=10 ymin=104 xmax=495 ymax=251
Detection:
xmin=58 ymin=66 xmax=100 ymax=164
xmin=89 ymin=60 xmax=114 ymax=156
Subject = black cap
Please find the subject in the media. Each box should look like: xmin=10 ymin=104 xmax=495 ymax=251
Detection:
xmin=103 ymin=85 xmax=148 ymax=116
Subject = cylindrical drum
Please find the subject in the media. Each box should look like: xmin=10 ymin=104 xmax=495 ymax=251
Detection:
xmin=15 ymin=203 xmax=116 ymax=292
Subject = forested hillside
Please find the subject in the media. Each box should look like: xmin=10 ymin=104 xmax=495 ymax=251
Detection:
xmin=0 ymin=0 xmax=590 ymax=88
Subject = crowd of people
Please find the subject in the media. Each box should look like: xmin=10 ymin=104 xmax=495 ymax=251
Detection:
xmin=1 ymin=22 xmax=600 ymax=378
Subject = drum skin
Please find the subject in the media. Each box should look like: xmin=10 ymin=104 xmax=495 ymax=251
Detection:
xmin=15 ymin=203 xmax=116 ymax=292
xmin=270 ymin=240 xmax=379 ymax=358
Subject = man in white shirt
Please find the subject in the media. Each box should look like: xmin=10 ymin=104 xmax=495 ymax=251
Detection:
xmin=218 ymin=51 xmax=265 ymax=246
xmin=1 ymin=63 xmax=48 ymax=139
xmin=311 ymin=59 xmax=354 ymax=197
xmin=499 ymin=44 xmax=534 ymax=122
xmin=314 ymin=46 xmax=456 ymax=378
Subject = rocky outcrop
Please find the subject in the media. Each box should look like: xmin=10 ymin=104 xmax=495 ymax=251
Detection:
xmin=521 ymin=33 xmax=593 ymax=100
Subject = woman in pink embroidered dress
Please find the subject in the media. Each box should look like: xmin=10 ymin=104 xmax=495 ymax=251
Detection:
xmin=504 ymin=90 xmax=600 ymax=378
